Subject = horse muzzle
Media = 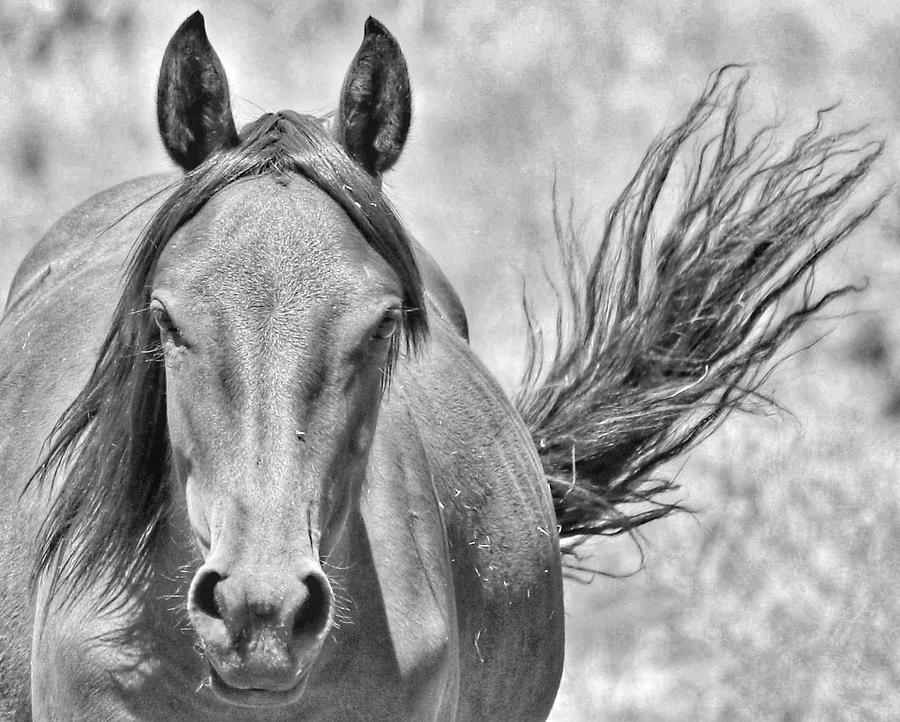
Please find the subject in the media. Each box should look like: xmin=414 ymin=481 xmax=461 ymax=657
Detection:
xmin=187 ymin=560 xmax=334 ymax=706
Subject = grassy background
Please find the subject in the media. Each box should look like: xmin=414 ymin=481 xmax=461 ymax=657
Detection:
xmin=2 ymin=1 xmax=899 ymax=719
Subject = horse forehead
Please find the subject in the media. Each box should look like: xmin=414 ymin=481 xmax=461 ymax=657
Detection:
xmin=159 ymin=175 xmax=389 ymax=298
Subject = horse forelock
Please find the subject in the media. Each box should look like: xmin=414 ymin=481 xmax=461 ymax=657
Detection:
xmin=129 ymin=109 xmax=427 ymax=350
xmin=32 ymin=109 xmax=427 ymax=608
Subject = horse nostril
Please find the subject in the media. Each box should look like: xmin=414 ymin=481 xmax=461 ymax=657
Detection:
xmin=192 ymin=569 xmax=223 ymax=620
xmin=293 ymin=573 xmax=330 ymax=637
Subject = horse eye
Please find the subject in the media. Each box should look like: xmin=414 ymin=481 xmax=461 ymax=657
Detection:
xmin=151 ymin=307 xmax=175 ymax=334
xmin=150 ymin=300 xmax=185 ymax=346
xmin=373 ymin=312 xmax=400 ymax=340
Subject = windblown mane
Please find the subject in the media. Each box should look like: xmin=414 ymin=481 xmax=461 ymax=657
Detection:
xmin=31 ymin=111 xmax=427 ymax=604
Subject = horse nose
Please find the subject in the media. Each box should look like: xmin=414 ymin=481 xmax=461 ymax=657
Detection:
xmin=188 ymin=562 xmax=333 ymax=687
xmin=191 ymin=566 xmax=332 ymax=638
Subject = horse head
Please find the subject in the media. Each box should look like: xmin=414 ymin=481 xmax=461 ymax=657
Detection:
xmin=151 ymin=12 xmax=423 ymax=705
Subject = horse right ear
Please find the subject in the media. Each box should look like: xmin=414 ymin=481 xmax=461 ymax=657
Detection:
xmin=157 ymin=12 xmax=239 ymax=172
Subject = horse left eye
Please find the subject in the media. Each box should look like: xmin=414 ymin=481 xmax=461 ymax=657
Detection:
xmin=374 ymin=314 xmax=399 ymax=340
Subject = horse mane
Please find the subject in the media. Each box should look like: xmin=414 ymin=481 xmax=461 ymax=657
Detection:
xmin=31 ymin=111 xmax=427 ymax=606
xmin=516 ymin=66 xmax=884 ymax=556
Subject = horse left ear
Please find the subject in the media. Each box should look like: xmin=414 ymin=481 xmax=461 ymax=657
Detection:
xmin=336 ymin=17 xmax=411 ymax=176
xmin=157 ymin=11 xmax=239 ymax=172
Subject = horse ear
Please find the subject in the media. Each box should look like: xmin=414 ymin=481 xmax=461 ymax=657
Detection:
xmin=336 ymin=17 xmax=411 ymax=175
xmin=157 ymin=11 xmax=239 ymax=172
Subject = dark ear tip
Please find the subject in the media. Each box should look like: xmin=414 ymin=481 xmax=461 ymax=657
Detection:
xmin=180 ymin=10 xmax=206 ymax=34
xmin=364 ymin=16 xmax=390 ymax=38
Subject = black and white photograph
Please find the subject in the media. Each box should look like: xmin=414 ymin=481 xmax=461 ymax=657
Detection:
xmin=0 ymin=2 xmax=897 ymax=719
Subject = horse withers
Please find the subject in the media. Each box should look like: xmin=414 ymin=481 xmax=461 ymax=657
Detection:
xmin=0 ymin=12 xmax=881 ymax=721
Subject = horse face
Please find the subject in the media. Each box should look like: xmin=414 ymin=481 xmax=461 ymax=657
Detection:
xmin=151 ymin=176 xmax=401 ymax=704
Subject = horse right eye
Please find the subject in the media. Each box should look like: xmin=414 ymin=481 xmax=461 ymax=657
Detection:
xmin=150 ymin=301 xmax=187 ymax=348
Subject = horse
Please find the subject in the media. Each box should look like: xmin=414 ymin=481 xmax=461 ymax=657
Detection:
xmin=0 ymin=12 xmax=882 ymax=721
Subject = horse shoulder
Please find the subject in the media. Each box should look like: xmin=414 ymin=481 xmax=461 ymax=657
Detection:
xmin=0 ymin=174 xmax=175 ymax=722
xmin=392 ymin=316 xmax=564 ymax=720
xmin=330 ymin=392 xmax=458 ymax=719
xmin=29 ymin=531 xmax=270 ymax=722
xmin=31 ymin=595 xmax=153 ymax=721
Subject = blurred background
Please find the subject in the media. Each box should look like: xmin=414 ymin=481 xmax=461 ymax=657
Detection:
xmin=2 ymin=1 xmax=899 ymax=719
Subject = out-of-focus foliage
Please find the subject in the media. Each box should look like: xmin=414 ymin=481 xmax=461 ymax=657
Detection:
xmin=2 ymin=1 xmax=898 ymax=719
